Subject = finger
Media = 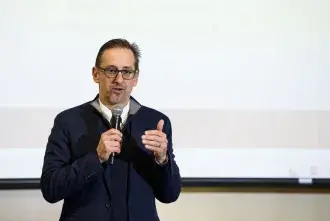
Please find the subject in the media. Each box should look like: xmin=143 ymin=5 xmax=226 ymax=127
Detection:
xmin=105 ymin=128 xmax=123 ymax=137
xmin=106 ymin=140 xmax=121 ymax=147
xmin=142 ymin=134 xmax=165 ymax=143
xmin=160 ymin=141 xmax=168 ymax=149
xmin=105 ymin=141 xmax=121 ymax=153
xmin=144 ymin=130 xmax=165 ymax=138
xmin=142 ymin=139 xmax=160 ymax=147
xmin=145 ymin=145 xmax=165 ymax=153
xmin=101 ymin=136 xmax=121 ymax=144
xmin=108 ymin=134 xmax=122 ymax=142
xmin=157 ymin=119 xmax=164 ymax=131
xmin=111 ymin=146 xmax=121 ymax=154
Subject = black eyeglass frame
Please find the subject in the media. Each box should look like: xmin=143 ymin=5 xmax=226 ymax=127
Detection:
xmin=95 ymin=65 xmax=139 ymax=80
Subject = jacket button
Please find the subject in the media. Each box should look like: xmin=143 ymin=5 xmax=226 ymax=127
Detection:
xmin=105 ymin=203 xmax=110 ymax=208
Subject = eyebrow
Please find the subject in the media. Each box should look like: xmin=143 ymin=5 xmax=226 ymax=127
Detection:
xmin=105 ymin=65 xmax=134 ymax=70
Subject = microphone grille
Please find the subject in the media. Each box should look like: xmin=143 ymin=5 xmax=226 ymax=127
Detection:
xmin=111 ymin=105 xmax=123 ymax=117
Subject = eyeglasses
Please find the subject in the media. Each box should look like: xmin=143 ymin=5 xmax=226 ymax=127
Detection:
xmin=96 ymin=66 xmax=138 ymax=80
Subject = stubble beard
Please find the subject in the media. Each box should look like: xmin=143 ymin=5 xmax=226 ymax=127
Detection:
xmin=108 ymin=91 xmax=128 ymax=106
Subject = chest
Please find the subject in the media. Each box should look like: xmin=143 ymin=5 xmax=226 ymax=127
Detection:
xmin=68 ymin=114 xmax=155 ymax=162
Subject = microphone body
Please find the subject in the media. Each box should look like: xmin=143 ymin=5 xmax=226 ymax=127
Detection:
xmin=109 ymin=106 xmax=123 ymax=165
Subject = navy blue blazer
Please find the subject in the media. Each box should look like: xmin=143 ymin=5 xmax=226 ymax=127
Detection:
xmin=40 ymin=95 xmax=182 ymax=221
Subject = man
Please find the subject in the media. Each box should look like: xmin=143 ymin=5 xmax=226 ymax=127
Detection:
xmin=40 ymin=38 xmax=182 ymax=221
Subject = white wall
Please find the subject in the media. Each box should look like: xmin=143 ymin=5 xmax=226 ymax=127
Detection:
xmin=1 ymin=1 xmax=330 ymax=220
xmin=1 ymin=0 xmax=330 ymax=180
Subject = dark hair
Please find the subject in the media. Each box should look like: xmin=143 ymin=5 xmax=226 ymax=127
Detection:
xmin=95 ymin=38 xmax=141 ymax=70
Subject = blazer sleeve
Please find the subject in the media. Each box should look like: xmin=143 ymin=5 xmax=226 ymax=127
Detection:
xmin=40 ymin=113 xmax=103 ymax=203
xmin=152 ymin=117 xmax=182 ymax=203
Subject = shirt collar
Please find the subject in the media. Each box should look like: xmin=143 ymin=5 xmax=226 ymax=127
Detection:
xmin=98 ymin=99 xmax=130 ymax=124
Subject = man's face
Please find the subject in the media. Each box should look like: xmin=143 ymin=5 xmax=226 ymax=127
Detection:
xmin=92 ymin=48 xmax=138 ymax=106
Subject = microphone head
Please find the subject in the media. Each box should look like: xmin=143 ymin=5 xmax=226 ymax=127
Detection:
xmin=111 ymin=105 xmax=123 ymax=117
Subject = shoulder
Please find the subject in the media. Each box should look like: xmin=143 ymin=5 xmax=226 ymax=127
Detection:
xmin=137 ymin=105 xmax=173 ymax=134
xmin=131 ymin=96 xmax=171 ymax=123
xmin=139 ymin=105 xmax=170 ymax=121
xmin=52 ymin=101 xmax=91 ymax=126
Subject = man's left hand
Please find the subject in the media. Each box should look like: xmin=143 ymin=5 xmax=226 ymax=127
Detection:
xmin=142 ymin=119 xmax=168 ymax=163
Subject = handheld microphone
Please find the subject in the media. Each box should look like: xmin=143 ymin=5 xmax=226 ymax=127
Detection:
xmin=109 ymin=105 xmax=123 ymax=164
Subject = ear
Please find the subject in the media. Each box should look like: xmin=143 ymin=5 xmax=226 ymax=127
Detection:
xmin=133 ymin=70 xmax=139 ymax=87
xmin=92 ymin=67 xmax=100 ymax=83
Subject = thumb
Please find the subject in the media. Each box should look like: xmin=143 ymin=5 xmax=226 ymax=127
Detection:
xmin=157 ymin=119 xmax=164 ymax=131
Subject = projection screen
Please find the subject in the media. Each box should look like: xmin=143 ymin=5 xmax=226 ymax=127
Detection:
xmin=0 ymin=0 xmax=330 ymax=186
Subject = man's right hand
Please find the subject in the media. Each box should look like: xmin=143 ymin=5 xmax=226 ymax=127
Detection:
xmin=96 ymin=129 xmax=123 ymax=163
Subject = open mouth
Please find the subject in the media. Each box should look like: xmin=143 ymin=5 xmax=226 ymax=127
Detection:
xmin=112 ymin=88 xmax=124 ymax=93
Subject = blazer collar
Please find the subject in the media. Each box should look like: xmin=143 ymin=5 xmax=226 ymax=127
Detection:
xmin=89 ymin=94 xmax=142 ymax=117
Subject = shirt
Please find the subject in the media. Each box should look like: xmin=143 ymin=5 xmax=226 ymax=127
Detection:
xmin=99 ymin=99 xmax=130 ymax=127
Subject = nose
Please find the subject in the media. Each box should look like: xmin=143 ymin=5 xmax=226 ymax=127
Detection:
xmin=114 ymin=72 xmax=124 ymax=83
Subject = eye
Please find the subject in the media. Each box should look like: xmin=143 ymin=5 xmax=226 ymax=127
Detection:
xmin=122 ymin=70 xmax=133 ymax=75
xmin=105 ymin=69 xmax=118 ymax=74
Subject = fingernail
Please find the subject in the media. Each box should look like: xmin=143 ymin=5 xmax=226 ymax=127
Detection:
xmin=142 ymin=135 xmax=145 ymax=139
